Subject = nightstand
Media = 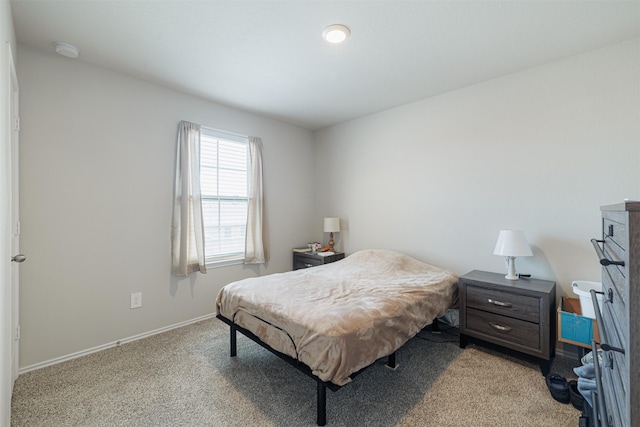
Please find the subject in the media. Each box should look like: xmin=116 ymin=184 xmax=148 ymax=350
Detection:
xmin=459 ymin=270 xmax=556 ymax=376
xmin=293 ymin=251 xmax=345 ymax=270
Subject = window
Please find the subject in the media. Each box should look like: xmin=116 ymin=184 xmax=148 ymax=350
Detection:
xmin=200 ymin=127 xmax=249 ymax=264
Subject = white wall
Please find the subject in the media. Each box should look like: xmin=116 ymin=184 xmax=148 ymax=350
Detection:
xmin=314 ymin=38 xmax=640 ymax=297
xmin=17 ymin=45 xmax=316 ymax=368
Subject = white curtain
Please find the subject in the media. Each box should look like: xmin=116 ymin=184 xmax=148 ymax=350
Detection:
xmin=244 ymin=136 xmax=267 ymax=264
xmin=171 ymin=121 xmax=207 ymax=276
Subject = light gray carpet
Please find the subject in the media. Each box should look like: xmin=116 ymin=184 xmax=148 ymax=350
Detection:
xmin=11 ymin=318 xmax=581 ymax=426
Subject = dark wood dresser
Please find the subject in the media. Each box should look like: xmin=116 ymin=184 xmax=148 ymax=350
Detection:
xmin=459 ymin=270 xmax=556 ymax=375
xmin=590 ymin=202 xmax=639 ymax=427
xmin=293 ymin=251 xmax=345 ymax=270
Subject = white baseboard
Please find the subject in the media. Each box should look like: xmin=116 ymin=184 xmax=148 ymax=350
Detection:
xmin=18 ymin=312 xmax=582 ymax=375
xmin=19 ymin=313 xmax=217 ymax=375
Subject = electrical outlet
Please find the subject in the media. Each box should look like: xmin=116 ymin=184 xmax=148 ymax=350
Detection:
xmin=130 ymin=292 xmax=142 ymax=309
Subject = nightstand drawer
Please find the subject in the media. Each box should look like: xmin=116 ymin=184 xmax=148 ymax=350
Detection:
xmin=292 ymin=252 xmax=345 ymax=270
xmin=294 ymin=257 xmax=323 ymax=269
xmin=466 ymin=285 xmax=540 ymax=323
xmin=466 ymin=308 xmax=540 ymax=350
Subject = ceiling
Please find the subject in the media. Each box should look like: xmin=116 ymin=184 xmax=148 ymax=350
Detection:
xmin=10 ymin=0 xmax=640 ymax=130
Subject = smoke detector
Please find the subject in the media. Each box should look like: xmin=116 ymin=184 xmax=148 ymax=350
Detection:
xmin=53 ymin=42 xmax=79 ymax=58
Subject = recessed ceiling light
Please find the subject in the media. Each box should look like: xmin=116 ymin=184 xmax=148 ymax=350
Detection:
xmin=323 ymin=24 xmax=350 ymax=44
xmin=53 ymin=42 xmax=79 ymax=58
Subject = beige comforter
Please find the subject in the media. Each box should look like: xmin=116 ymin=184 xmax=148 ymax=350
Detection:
xmin=216 ymin=249 xmax=458 ymax=386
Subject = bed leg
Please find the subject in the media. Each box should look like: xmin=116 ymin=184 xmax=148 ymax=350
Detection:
xmin=386 ymin=351 xmax=398 ymax=370
xmin=317 ymin=381 xmax=326 ymax=426
xmin=316 ymin=381 xmax=327 ymax=426
xmin=230 ymin=324 xmax=237 ymax=357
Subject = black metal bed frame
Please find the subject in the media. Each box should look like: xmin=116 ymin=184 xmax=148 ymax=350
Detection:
xmin=216 ymin=314 xmax=405 ymax=426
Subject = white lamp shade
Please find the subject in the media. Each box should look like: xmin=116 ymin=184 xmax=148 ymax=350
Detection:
xmin=324 ymin=217 xmax=340 ymax=233
xmin=493 ymin=230 xmax=533 ymax=257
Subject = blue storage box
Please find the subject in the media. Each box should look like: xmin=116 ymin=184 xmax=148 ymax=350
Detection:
xmin=557 ymin=297 xmax=600 ymax=348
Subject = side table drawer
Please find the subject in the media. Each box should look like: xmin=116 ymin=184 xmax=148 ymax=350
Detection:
xmin=466 ymin=308 xmax=540 ymax=350
xmin=466 ymin=285 xmax=540 ymax=323
xmin=293 ymin=252 xmax=345 ymax=270
xmin=294 ymin=257 xmax=323 ymax=269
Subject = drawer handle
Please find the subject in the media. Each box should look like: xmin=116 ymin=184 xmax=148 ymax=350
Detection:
xmin=487 ymin=298 xmax=512 ymax=308
xmin=590 ymin=288 xmax=613 ymax=303
xmin=590 ymin=238 xmax=625 ymax=266
xmin=489 ymin=322 xmax=512 ymax=332
xmin=600 ymin=343 xmax=625 ymax=355
xmin=304 ymin=263 xmax=313 ymax=268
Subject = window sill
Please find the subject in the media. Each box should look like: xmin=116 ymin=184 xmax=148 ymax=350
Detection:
xmin=206 ymin=257 xmax=244 ymax=268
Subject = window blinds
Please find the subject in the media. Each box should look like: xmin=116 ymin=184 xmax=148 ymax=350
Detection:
xmin=200 ymin=128 xmax=249 ymax=262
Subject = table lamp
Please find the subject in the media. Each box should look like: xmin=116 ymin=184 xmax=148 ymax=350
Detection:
xmin=324 ymin=217 xmax=340 ymax=252
xmin=493 ymin=230 xmax=533 ymax=280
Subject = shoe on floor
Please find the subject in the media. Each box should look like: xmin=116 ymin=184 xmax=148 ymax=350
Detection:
xmin=546 ymin=373 xmax=570 ymax=404
xmin=569 ymin=380 xmax=584 ymax=410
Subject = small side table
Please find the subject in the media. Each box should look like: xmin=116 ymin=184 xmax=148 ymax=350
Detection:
xmin=459 ymin=270 xmax=556 ymax=376
xmin=293 ymin=251 xmax=345 ymax=270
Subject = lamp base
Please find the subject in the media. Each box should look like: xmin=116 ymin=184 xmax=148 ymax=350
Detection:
xmin=504 ymin=256 xmax=519 ymax=280
xmin=328 ymin=232 xmax=335 ymax=252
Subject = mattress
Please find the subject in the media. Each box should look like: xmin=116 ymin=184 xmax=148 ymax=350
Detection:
xmin=216 ymin=249 xmax=459 ymax=385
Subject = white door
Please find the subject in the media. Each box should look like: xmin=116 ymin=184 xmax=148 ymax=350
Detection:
xmin=9 ymin=42 xmax=21 ymax=386
xmin=1 ymin=42 xmax=20 ymax=426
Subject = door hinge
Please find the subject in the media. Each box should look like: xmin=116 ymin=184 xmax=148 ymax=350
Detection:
xmin=15 ymin=220 xmax=20 ymax=236
xmin=13 ymin=116 xmax=20 ymax=132
xmin=15 ymin=325 xmax=20 ymax=341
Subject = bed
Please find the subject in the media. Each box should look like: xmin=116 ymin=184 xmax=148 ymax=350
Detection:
xmin=215 ymin=249 xmax=459 ymax=425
